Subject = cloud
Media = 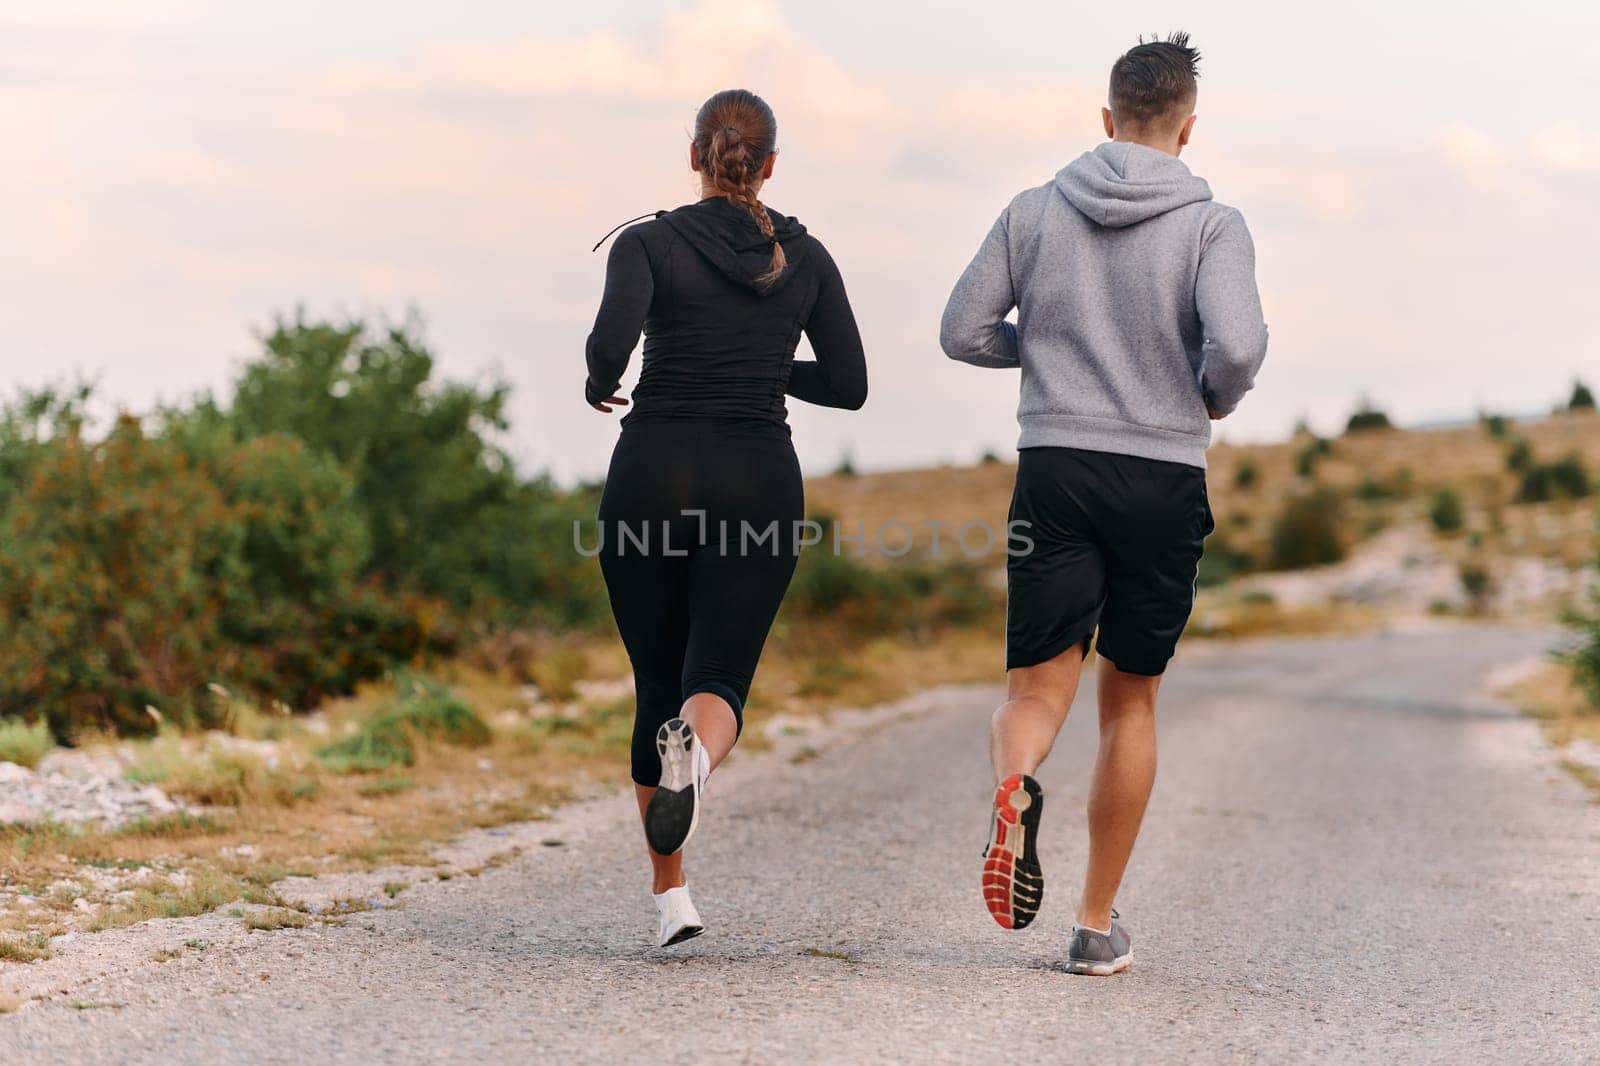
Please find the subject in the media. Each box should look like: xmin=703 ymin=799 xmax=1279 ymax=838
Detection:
xmin=1529 ymin=125 xmax=1600 ymax=172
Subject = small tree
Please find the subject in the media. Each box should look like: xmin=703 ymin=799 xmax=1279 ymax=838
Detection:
xmin=1234 ymin=459 xmax=1259 ymax=490
xmin=1345 ymin=398 xmax=1393 ymax=433
xmin=1570 ymin=380 xmax=1596 ymax=411
xmin=1479 ymin=411 xmax=1509 ymax=438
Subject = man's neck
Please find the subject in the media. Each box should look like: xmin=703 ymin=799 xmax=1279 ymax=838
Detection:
xmin=1112 ymin=135 xmax=1182 ymax=158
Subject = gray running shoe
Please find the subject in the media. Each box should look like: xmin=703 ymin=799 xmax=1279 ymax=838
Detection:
xmin=1064 ymin=910 xmax=1132 ymax=976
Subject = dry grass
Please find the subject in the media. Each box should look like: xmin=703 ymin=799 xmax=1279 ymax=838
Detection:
xmin=1510 ymin=659 xmax=1600 ymax=749
xmin=0 ymin=991 xmax=23 ymax=1013
xmin=1505 ymin=658 xmax=1600 ymax=800
xmin=0 ymin=718 xmax=54 ymax=768
xmin=244 ymin=909 xmax=310 ymax=932
xmin=1188 ymin=593 xmax=1382 ymax=640
xmin=0 ymin=666 xmax=641 ymax=952
xmin=0 ymin=933 xmax=52 ymax=963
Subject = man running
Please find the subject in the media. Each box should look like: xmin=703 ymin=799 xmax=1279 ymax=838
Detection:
xmin=939 ymin=32 xmax=1268 ymax=975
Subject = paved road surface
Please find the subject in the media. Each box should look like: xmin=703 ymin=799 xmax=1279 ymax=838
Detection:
xmin=4 ymin=625 xmax=1597 ymax=1063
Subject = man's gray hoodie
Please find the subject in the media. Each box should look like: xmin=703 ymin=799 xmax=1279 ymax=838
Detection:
xmin=940 ymin=141 xmax=1268 ymax=469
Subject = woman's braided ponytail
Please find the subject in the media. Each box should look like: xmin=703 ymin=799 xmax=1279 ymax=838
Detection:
xmin=694 ymin=90 xmax=786 ymax=288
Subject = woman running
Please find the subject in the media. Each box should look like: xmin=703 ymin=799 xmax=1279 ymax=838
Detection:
xmin=585 ymin=89 xmax=868 ymax=946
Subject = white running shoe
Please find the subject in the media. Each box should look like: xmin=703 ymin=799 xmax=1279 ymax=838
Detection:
xmin=654 ymin=885 xmax=705 ymax=947
xmin=644 ymin=718 xmax=709 ymax=855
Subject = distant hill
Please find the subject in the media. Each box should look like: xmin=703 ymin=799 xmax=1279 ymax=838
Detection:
xmin=808 ymin=410 xmax=1600 ymax=570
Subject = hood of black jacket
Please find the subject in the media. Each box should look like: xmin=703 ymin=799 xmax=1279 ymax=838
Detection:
xmin=659 ymin=196 xmax=809 ymax=295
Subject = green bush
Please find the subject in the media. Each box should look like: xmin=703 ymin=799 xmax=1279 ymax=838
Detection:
xmin=1570 ymin=380 xmax=1596 ymax=411
xmin=1233 ymin=460 xmax=1259 ymax=490
xmin=171 ymin=317 xmax=603 ymax=627
xmin=0 ymin=417 xmax=436 ymax=739
xmin=1458 ymin=561 xmax=1492 ymax=612
xmin=1506 ymin=438 xmax=1534 ymax=472
xmin=1479 ymin=412 xmax=1510 ymax=438
xmin=0 ymin=316 xmax=614 ymax=738
xmin=1295 ymin=436 xmax=1332 ymax=478
xmin=1515 ymin=453 xmax=1592 ymax=504
xmin=1429 ymin=488 xmax=1466 ymax=533
xmin=0 ymin=418 xmax=241 ymax=737
xmin=1268 ymin=488 xmax=1345 ymax=570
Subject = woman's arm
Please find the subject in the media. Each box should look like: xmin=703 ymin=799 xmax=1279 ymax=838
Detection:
xmin=584 ymin=228 xmax=653 ymax=408
xmin=787 ymin=241 xmax=868 ymax=411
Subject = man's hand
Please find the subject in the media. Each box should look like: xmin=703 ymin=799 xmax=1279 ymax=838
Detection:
xmin=1207 ymin=406 xmax=1224 ymax=420
xmin=590 ymin=394 xmax=630 ymax=414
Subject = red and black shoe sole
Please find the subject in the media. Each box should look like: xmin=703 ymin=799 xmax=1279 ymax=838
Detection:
xmin=982 ymin=773 xmax=1044 ymax=930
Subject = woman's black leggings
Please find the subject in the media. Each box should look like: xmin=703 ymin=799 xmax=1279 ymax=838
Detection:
xmin=597 ymin=421 xmax=803 ymax=786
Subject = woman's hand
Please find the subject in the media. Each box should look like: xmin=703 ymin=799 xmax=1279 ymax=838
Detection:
xmin=591 ymin=394 xmax=631 ymax=414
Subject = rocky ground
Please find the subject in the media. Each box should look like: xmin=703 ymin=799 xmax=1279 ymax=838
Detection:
xmin=0 ymin=753 xmax=182 ymax=827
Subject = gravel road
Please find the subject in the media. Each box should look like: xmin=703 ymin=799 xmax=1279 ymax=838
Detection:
xmin=3 ymin=624 xmax=1597 ymax=1064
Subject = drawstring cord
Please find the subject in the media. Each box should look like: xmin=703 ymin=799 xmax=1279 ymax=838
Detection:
xmin=591 ymin=212 xmax=663 ymax=252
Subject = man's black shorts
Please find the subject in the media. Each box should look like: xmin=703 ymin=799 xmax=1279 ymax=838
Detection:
xmin=1006 ymin=446 xmax=1214 ymax=676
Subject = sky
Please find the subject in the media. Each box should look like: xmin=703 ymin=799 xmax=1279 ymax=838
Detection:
xmin=5 ymin=0 xmax=1599 ymax=481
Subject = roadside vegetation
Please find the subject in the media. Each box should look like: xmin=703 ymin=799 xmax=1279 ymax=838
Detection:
xmin=2 ymin=317 xmax=1597 ymax=955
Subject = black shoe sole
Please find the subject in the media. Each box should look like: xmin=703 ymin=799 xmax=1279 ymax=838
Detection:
xmin=644 ymin=719 xmax=699 ymax=856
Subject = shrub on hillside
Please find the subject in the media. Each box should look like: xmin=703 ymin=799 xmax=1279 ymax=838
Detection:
xmin=1295 ymin=436 xmax=1332 ymax=478
xmin=1570 ymin=380 xmax=1596 ymax=411
xmin=1506 ymin=437 xmax=1533 ymax=472
xmin=1268 ymin=488 xmax=1345 ymax=570
xmin=1515 ymin=453 xmax=1592 ymax=504
xmin=1479 ymin=412 xmax=1510 ymax=438
xmin=1233 ymin=460 xmax=1259 ymax=490
xmin=1429 ymin=488 xmax=1466 ymax=534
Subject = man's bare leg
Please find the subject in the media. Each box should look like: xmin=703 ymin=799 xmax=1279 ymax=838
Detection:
xmin=990 ymin=642 xmax=1087 ymax=783
xmin=1076 ymin=656 xmax=1160 ymax=930
xmin=983 ymin=642 xmax=1087 ymax=929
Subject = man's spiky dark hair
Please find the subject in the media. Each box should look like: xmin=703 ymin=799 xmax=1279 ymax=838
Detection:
xmin=1109 ymin=31 xmax=1202 ymax=126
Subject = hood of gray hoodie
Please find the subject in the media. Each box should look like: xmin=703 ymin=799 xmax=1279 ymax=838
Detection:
xmin=1054 ymin=141 xmax=1212 ymax=228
